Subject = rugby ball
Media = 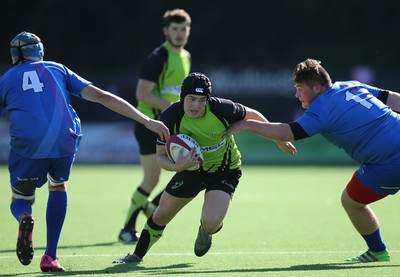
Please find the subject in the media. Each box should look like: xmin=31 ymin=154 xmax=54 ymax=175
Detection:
xmin=165 ymin=134 xmax=204 ymax=171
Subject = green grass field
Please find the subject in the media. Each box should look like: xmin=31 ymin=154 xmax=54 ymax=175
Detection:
xmin=0 ymin=165 xmax=399 ymax=276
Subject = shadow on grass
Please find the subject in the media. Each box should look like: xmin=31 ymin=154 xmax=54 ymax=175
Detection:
xmin=0 ymin=241 xmax=120 ymax=254
xmin=3 ymin=262 xmax=399 ymax=276
xmin=130 ymin=263 xmax=400 ymax=275
xmin=0 ymin=263 xmax=196 ymax=276
xmin=107 ymin=262 xmax=399 ymax=275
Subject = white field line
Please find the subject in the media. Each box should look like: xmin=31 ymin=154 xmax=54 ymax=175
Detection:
xmin=1 ymin=250 xmax=400 ymax=259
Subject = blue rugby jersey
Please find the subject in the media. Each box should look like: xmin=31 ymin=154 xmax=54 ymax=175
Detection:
xmin=0 ymin=61 xmax=91 ymax=158
xmin=296 ymin=81 xmax=400 ymax=164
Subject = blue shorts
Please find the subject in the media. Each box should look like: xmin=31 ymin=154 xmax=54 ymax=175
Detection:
xmin=8 ymin=150 xmax=75 ymax=188
xmin=357 ymin=163 xmax=400 ymax=195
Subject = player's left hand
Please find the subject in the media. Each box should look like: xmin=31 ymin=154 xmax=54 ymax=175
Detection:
xmin=145 ymin=119 xmax=170 ymax=141
xmin=174 ymin=147 xmax=200 ymax=171
xmin=275 ymin=141 xmax=297 ymax=155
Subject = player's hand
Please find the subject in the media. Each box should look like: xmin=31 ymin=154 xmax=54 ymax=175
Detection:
xmin=275 ymin=141 xmax=297 ymax=155
xmin=174 ymin=148 xmax=200 ymax=171
xmin=144 ymin=119 xmax=170 ymax=141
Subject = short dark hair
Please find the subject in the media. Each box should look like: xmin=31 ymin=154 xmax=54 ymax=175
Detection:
xmin=292 ymin=58 xmax=332 ymax=88
xmin=163 ymin=9 xmax=191 ymax=27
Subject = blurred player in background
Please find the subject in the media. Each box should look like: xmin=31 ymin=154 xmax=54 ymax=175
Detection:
xmin=118 ymin=8 xmax=192 ymax=243
xmin=0 ymin=31 xmax=169 ymax=272
xmin=113 ymin=73 xmax=296 ymax=263
xmin=225 ymin=58 xmax=400 ymax=263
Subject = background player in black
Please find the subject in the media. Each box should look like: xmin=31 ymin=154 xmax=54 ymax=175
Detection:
xmin=113 ymin=73 xmax=296 ymax=263
xmin=118 ymin=9 xmax=192 ymax=243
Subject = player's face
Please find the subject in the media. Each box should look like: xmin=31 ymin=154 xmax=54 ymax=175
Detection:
xmin=164 ymin=22 xmax=191 ymax=49
xmin=294 ymin=82 xmax=320 ymax=109
xmin=183 ymin=94 xmax=207 ymax=118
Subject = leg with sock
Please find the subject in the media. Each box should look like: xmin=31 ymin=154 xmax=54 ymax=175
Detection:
xmin=118 ymin=187 xmax=150 ymax=243
xmin=345 ymin=227 xmax=390 ymax=263
xmin=11 ymin=199 xmax=32 ymax=221
xmin=363 ymin=227 xmax=387 ymax=253
xmin=40 ymin=191 xmax=67 ymax=272
xmin=342 ymin=187 xmax=390 ymax=263
xmin=113 ymin=216 xmax=165 ymax=263
xmin=11 ymin=199 xmax=34 ymax=266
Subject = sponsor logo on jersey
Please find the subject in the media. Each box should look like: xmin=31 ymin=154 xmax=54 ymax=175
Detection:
xmin=180 ymin=134 xmax=201 ymax=148
xmin=201 ymin=138 xmax=226 ymax=152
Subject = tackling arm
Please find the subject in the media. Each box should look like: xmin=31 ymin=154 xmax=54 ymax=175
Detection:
xmin=80 ymin=84 xmax=169 ymax=140
xmin=242 ymin=107 xmax=297 ymax=155
xmin=226 ymin=120 xmax=295 ymax=142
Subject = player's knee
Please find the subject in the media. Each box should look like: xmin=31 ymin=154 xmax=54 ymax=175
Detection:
xmin=341 ymin=189 xmax=353 ymax=210
xmin=48 ymin=183 xmax=66 ymax=191
xmin=341 ymin=188 xmax=364 ymax=211
xmin=48 ymin=176 xmax=67 ymax=191
xmin=12 ymin=182 xmax=36 ymax=203
xmin=151 ymin=208 xmax=172 ymax=226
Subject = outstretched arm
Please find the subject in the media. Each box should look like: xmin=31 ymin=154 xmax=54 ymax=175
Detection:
xmin=240 ymin=107 xmax=296 ymax=155
xmin=226 ymin=119 xmax=294 ymax=141
xmin=80 ymin=84 xmax=169 ymax=140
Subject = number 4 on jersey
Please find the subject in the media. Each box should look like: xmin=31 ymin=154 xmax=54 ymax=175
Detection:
xmin=345 ymin=91 xmax=373 ymax=109
xmin=22 ymin=70 xmax=44 ymax=92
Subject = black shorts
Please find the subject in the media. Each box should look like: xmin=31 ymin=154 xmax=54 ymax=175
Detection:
xmin=165 ymin=168 xmax=242 ymax=198
xmin=134 ymin=122 xmax=158 ymax=155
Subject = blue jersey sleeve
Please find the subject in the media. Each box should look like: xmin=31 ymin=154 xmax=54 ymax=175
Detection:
xmin=46 ymin=62 xmax=91 ymax=97
xmin=363 ymin=83 xmax=380 ymax=97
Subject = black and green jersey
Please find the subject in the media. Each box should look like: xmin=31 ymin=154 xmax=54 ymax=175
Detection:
xmin=137 ymin=42 xmax=191 ymax=119
xmin=158 ymin=97 xmax=246 ymax=173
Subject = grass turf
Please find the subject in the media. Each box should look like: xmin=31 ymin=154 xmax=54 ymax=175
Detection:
xmin=0 ymin=165 xmax=399 ymax=276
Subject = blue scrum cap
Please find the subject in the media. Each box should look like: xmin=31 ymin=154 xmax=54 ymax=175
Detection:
xmin=10 ymin=31 xmax=44 ymax=65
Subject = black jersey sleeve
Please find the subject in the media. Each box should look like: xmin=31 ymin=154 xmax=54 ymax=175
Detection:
xmin=140 ymin=46 xmax=168 ymax=82
xmin=289 ymin=122 xmax=309 ymax=140
xmin=209 ymin=97 xmax=246 ymax=127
